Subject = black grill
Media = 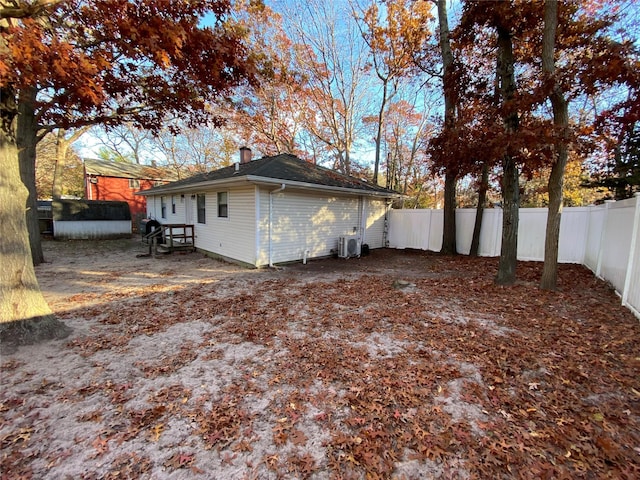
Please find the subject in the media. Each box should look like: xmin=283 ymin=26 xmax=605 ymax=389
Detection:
xmin=140 ymin=218 xmax=162 ymax=237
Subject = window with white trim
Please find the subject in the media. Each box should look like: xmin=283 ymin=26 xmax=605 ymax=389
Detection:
xmin=217 ymin=191 xmax=228 ymax=218
xmin=197 ymin=194 xmax=206 ymax=224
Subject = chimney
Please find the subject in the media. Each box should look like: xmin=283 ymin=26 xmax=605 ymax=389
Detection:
xmin=240 ymin=146 xmax=252 ymax=164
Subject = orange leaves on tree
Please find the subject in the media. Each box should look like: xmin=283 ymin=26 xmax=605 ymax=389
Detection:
xmin=2 ymin=0 xmax=256 ymax=133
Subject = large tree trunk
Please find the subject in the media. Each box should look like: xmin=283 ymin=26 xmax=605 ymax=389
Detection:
xmin=496 ymin=155 xmax=520 ymax=284
xmin=437 ymin=0 xmax=458 ymax=255
xmin=0 ymin=86 xmax=71 ymax=352
xmin=470 ymin=162 xmax=489 ymax=257
xmin=540 ymin=0 xmax=569 ymax=291
xmin=495 ymin=25 xmax=520 ymax=285
xmin=441 ymin=170 xmax=458 ymax=254
xmin=17 ymin=87 xmax=44 ymax=265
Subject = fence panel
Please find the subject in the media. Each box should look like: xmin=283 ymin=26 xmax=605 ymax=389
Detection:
xmin=388 ymin=201 xmax=640 ymax=319
xmin=623 ymin=196 xmax=640 ymax=317
xmin=517 ymin=209 xmax=549 ymax=261
xmin=625 ymin=236 xmax=640 ymax=318
xmin=479 ymin=209 xmax=503 ymax=257
xmin=455 ymin=209 xmax=476 ymax=255
xmin=393 ymin=207 xmax=590 ymax=263
xmin=388 ymin=209 xmax=443 ymax=251
xmin=388 ymin=209 xmax=429 ymax=250
xmin=599 ymin=198 xmax=635 ymax=293
xmin=557 ymin=208 xmax=591 ymax=264
xmin=584 ymin=204 xmax=607 ymax=272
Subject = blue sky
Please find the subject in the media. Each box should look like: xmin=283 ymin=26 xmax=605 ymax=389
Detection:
xmin=77 ymin=0 xmax=638 ymax=166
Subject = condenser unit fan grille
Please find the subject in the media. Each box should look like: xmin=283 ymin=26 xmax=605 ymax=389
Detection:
xmin=347 ymin=238 xmax=358 ymax=256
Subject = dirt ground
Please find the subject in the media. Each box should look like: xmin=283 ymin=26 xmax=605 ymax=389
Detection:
xmin=1 ymin=238 xmax=639 ymax=479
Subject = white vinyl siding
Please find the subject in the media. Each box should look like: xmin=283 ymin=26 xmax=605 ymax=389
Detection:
xmin=195 ymin=186 xmax=257 ymax=265
xmin=146 ymin=194 xmax=186 ymax=224
xmin=257 ymin=189 xmax=388 ymax=266
xmin=256 ymin=188 xmax=272 ymax=266
xmin=147 ymin=196 xmax=159 ymax=219
xmin=363 ymin=199 xmax=388 ymax=248
xmin=168 ymin=195 xmax=187 ymax=224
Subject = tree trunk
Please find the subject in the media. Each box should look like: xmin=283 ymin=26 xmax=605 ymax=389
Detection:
xmin=52 ymin=127 xmax=88 ymax=199
xmin=17 ymin=87 xmax=44 ymax=265
xmin=0 ymin=85 xmax=71 ymax=352
xmin=495 ymin=25 xmax=520 ymax=285
xmin=373 ymin=79 xmax=388 ymax=185
xmin=343 ymin=149 xmax=351 ymax=176
xmin=496 ymin=155 xmax=520 ymax=284
xmin=437 ymin=0 xmax=458 ymax=255
xmin=540 ymin=0 xmax=569 ymax=291
xmin=470 ymin=162 xmax=489 ymax=257
xmin=441 ymin=170 xmax=458 ymax=254
xmin=52 ymin=130 xmax=70 ymax=199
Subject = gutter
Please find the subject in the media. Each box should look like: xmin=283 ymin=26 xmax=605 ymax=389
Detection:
xmin=137 ymin=175 xmax=401 ymax=199
xmin=269 ymin=184 xmax=286 ymax=267
xmin=246 ymin=175 xmax=400 ymax=198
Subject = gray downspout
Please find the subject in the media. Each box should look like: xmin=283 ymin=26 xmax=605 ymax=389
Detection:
xmin=383 ymin=199 xmax=392 ymax=247
xmin=358 ymin=196 xmax=366 ymax=245
xmin=269 ymin=184 xmax=286 ymax=267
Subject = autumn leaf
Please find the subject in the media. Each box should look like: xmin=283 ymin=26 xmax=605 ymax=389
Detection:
xmin=290 ymin=429 xmax=308 ymax=446
xmin=149 ymin=423 xmax=164 ymax=442
xmin=164 ymin=452 xmax=195 ymax=470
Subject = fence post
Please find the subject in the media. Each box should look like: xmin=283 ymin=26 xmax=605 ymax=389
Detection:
xmin=427 ymin=209 xmax=433 ymax=251
xmin=595 ymin=200 xmax=615 ymax=278
xmin=493 ymin=207 xmax=502 ymax=257
xmin=622 ymin=193 xmax=640 ymax=309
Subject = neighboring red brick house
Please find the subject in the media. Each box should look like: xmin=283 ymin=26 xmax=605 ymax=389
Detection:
xmin=84 ymin=159 xmax=178 ymax=232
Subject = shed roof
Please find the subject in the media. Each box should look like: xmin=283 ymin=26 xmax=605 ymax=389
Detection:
xmin=137 ymin=153 xmax=399 ymax=197
xmin=52 ymin=199 xmax=131 ymax=221
xmin=84 ymin=158 xmax=178 ymax=181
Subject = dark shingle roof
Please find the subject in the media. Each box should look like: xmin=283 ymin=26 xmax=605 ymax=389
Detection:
xmin=138 ymin=154 xmax=398 ymax=196
xmin=84 ymin=158 xmax=178 ymax=181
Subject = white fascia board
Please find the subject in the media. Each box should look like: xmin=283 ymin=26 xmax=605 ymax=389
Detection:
xmin=245 ymin=175 xmax=400 ymax=198
xmin=137 ymin=174 xmax=401 ymax=199
xmin=136 ymin=177 xmax=248 ymax=196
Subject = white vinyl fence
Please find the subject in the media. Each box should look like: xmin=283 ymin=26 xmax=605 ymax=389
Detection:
xmin=388 ymin=193 xmax=640 ymax=319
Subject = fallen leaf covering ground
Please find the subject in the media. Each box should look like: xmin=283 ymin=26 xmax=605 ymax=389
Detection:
xmin=1 ymin=238 xmax=639 ymax=479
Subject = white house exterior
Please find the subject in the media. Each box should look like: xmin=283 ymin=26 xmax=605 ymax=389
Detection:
xmin=138 ymin=152 xmax=399 ymax=267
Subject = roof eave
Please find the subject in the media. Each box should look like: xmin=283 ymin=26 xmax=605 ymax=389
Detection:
xmin=137 ymin=174 xmax=401 ymax=198
xmin=88 ymin=172 xmax=174 ymax=181
xmin=136 ymin=176 xmax=248 ymax=196
xmin=245 ymin=175 xmax=400 ymax=198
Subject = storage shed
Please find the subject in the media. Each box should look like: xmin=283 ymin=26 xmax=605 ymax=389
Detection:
xmin=52 ymin=199 xmax=132 ymax=239
xmin=137 ymin=151 xmax=400 ymax=267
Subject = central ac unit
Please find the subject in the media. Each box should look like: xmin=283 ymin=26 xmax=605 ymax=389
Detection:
xmin=338 ymin=235 xmax=361 ymax=258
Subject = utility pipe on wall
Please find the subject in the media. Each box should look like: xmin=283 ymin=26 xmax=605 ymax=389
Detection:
xmin=269 ymin=184 xmax=286 ymax=267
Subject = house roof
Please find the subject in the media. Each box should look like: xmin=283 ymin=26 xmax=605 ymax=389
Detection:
xmin=84 ymin=158 xmax=178 ymax=181
xmin=137 ymin=153 xmax=399 ymax=198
